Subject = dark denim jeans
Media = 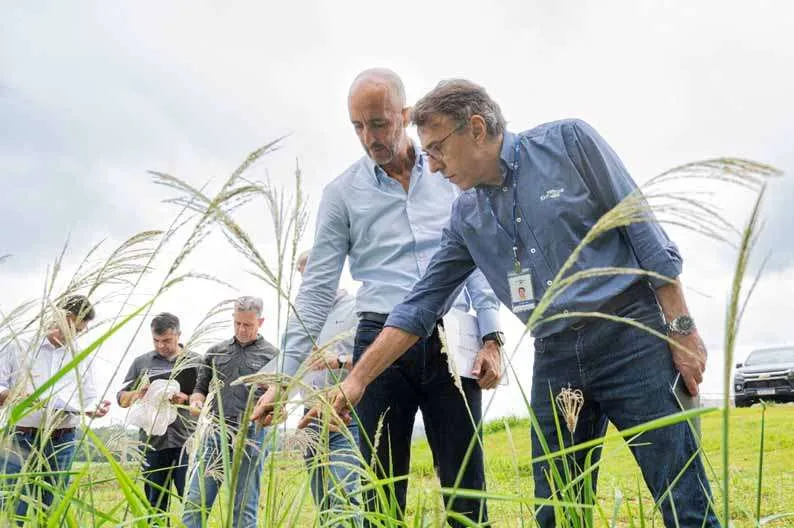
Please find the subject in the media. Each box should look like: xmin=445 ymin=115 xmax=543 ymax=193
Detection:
xmin=142 ymin=446 xmax=188 ymax=517
xmin=182 ymin=424 xmax=268 ymax=528
xmin=304 ymin=410 xmax=362 ymax=527
xmin=0 ymin=428 xmax=77 ymax=522
xmin=353 ymin=319 xmax=487 ymax=528
xmin=531 ymin=284 xmax=720 ymax=528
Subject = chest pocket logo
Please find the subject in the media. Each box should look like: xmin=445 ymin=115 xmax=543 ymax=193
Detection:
xmin=540 ymin=188 xmax=564 ymax=201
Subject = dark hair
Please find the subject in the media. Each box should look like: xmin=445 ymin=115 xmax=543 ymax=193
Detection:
xmin=412 ymin=79 xmax=506 ymax=138
xmin=150 ymin=312 xmax=180 ymax=335
xmin=59 ymin=295 xmax=95 ymax=322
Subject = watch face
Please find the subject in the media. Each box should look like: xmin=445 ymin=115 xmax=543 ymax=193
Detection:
xmin=674 ymin=315 xmax=695 ymax=333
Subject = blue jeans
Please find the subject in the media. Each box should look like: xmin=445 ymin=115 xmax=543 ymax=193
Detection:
xmin=0 ymin=428 xmax=77 ymax=522
xmin=354 ymin=319 xmax=487 ymax=528
xmin=182 ymin=424 xmax=268 ymax=528
xmin=531 ymin=283 xmax=720 ymax=528
xmin=304 ymin=410 xmax=362 ymax=526
xmin=142 ymin=446 xmax=188 ymax=517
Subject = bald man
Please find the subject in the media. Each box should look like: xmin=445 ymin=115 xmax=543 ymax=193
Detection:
xmin=253 ymin=69 xmax=504 ymax=527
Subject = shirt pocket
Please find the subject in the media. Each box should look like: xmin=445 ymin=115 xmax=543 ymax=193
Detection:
xmin=209 ymin=354 xmax=235 ymax=382
xmin=243 ymin=352 xmax=267 ymax=374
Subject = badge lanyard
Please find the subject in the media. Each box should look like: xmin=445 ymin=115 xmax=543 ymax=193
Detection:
xmin=487 ymin=136 xmax=536 ymax=313
xmin=509 ymin=139 xmax=522 ymax=273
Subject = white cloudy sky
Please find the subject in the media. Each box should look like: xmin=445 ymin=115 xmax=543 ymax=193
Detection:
xmin=1 ymin=1 xmax=793 ymax=424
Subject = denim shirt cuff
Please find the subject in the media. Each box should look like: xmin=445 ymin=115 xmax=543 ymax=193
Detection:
xmin=475 ymin=308 xmax=502 ymax=339
xmin=642 ymin=249 xmax=682 ymax=288
xmin=385 ymin=304 xmax=436 ymax=338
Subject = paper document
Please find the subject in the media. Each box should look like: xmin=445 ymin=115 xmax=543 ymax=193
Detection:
xmin=441 ymin=309 xmax=482 ymax=380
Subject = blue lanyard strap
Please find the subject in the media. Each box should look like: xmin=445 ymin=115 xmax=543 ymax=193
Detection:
xmin=510 ymin=139 xmax=522 ymax=273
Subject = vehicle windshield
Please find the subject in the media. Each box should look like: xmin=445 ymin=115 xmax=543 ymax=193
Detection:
xmin=744 ymin=347 xmax=794 ymax=366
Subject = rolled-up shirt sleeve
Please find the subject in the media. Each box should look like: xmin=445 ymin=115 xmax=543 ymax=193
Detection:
xmin=261 ymin=184 xmax=350 ymax=378
xmin=193 ymin=353 xmax=212 ymax=396
xmin=386 ymin=206 xmax=478 ymax=337
xmin=78 ymin=354 xmax=99 ymax=408
xmin=116 ymin=358 xmax=140 ymax=404
xmin=463 ymin=270 xmax=502 ymax=339
xmin=563 ymin=119 xmax=682 ymax=287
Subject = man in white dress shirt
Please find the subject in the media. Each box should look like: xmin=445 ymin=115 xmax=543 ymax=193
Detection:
xmin=0 ymin=295 xmax=111 ymax=522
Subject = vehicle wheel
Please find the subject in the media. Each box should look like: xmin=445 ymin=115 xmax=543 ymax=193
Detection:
xmin=735 ymin=399 xmax=752 ymax=408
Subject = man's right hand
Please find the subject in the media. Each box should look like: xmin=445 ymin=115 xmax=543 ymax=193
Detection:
xmin=188 ymin=394 xmax=205 ymax=417
xmin=298 ymin=374 xmax=366 ymax=429
xmin=250 ymin=385 xmax=285 ymax=427
xmin=307 ymin=351 xmax=340 ymax=371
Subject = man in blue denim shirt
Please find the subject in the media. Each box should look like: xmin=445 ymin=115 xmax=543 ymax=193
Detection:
xmin=253 ymin=69 xmax=503 ymax=526
xmin=309 ymin=79 xmax=720 ymax=527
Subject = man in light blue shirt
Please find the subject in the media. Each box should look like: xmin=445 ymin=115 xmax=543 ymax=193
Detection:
xmin=309 ymin=79 xmax=720 ymax=528
xmin=253 ymin=69 xmax=503 ymax=527
xmin=291 ymin=250 xmax=361 ymax=526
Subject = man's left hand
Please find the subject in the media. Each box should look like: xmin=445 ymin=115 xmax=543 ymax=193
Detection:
xmin=251 ymin=385 xmax=289 ymax=427
xmin=86 ymin=400 xmax=111 ymax=418
xmin=471 ymin=341 xmax=502 ymax=390
xmin=169 ymin=392 xmax=189 ymax=405
xmin=669 ymin=331 xmax=707 ymax=397
xmin=298 ymin=374 xmax=366 ymax=430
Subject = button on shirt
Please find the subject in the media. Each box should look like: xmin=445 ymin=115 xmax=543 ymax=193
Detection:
xmin=194 ymin=335 xmax=278 ymax=422
xmin=0 ymin=337 xmax=98 ymax=429
xmin=117 ymin=349 xmax=203 ymax=450
xmin=268 ymin=144 xmax=502 ymax=377
xmin=387 ymin=119 xmax=682 ymax=339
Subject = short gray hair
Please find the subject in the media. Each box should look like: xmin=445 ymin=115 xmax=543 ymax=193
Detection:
xmin=412 ymin=79 xmax=506 ymax=138
xmin=234 ymin=296 xmax=263 ymax=317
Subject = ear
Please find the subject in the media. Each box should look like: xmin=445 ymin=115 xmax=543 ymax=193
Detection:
xmin=402 ymin=106 xmax=413 ymax=128
xmin=470 ymin=115 xmax=488 ymax=143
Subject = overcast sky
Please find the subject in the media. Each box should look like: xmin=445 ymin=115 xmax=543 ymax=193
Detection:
xmin=1 ymin=1 xmax=793 ymax=423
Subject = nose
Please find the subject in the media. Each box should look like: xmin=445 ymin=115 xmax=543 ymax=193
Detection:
xmin=427 ymin=156 xmax=444 ymax=174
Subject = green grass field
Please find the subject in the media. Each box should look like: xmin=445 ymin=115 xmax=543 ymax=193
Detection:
xmin=404 ymin=405 xmax=794 ymax=527
xmin=70 ymin=404 xmax=793 ymax=527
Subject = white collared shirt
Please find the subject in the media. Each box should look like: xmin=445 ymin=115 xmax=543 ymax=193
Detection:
xmin=0 ymin=335 xmax=98 ymax=428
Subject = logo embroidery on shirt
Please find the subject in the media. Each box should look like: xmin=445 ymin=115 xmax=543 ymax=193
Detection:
xmin=540 ymin=188 xmax=564 ymax=201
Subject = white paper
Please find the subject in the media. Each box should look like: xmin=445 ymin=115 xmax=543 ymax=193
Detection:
xmin=442 ymin=308 xmax=482 ymax=380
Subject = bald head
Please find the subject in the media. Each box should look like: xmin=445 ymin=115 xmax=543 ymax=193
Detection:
xmin=349 ymin=68 xmax=406 ymax=108
xmin=347 ymin=68 xmax=411 ymax=167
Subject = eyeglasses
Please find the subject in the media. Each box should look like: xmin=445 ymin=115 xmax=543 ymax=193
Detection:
xmin=423 ymin=121 xmax=467 ymax=161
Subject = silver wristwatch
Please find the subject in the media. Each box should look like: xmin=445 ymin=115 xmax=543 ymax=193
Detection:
xmin=337 ymin=353 xmax=350 ymax=369
xmin=666 ymin=314 xmax=696 ymax=336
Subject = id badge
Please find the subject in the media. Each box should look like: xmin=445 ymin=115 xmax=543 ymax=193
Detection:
xmin=508 ymin=269 xmax=536 ymax=313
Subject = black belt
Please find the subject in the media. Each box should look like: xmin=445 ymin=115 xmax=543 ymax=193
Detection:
xmin=358 ymin=311 xmax=389 ymax=324
xmin=15 ymin=426 xmax=76 ymax=440
xmin=358 ymin=312 xmax=445 ymax=335
xmin=569 ymin=281 xmax=652 ymax=331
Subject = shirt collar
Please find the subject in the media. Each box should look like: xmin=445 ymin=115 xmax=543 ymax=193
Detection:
xmin=233 ymin=335 xmax=263 ymax=349
xmin=150 ymin=344 xmax=185 ymax=361
xmin=476 ymin=130 xmax=518 ymax=191
xmin=363 ymin=141 xmax=425 ymax=185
